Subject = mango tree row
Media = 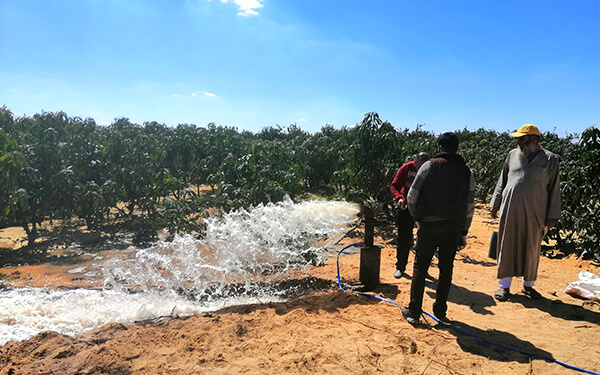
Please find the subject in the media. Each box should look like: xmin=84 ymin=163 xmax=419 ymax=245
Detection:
xmin=0 ymin=106 xmax=597 ymax=260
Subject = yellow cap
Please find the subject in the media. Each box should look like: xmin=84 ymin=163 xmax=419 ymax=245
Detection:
xmin=510 ymin=124 xmax=541 ymax=138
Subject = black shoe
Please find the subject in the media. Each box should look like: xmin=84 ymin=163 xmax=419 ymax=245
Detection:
xmin=522 ymin=286 xmax=542 ymax=299
xmin=494 ymin=288 xmax=511 ymax=301
xmin=434 ymin=313 xmax=451 ymax=325
xmin=401 ymin=308 xmax=420 ymax=324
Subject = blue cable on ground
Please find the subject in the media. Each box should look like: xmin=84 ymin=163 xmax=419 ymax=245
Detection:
xmin=336 ymin=242 xmax=599 ymax=375
xmin=336 ymin=242 xmax=401 ymax=306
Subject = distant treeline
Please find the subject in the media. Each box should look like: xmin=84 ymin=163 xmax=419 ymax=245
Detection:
xmin=0 ymin=106 xmax=598 ymax=259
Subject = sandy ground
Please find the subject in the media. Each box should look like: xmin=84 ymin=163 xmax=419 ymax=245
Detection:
xmin=1 ymin=206 xmax=599 ymax=375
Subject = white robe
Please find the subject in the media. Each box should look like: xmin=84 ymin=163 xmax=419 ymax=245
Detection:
xmin=490 ymin=148 xmax=561 ymax=281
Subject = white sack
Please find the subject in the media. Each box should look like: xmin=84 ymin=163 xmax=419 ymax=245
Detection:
xmin=564 ymin=271 xmax=600 ymax=302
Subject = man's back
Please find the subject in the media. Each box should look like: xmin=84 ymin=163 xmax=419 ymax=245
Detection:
xmin=411 ymin=153 xmax=472 ymax=229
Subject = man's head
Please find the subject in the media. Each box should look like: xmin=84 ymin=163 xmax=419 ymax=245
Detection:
xmin=414 ymin=152 xmax=430 ymax=169
xmin=437 ymin=132 xmax=459 ymax=154
xmin=511 ymin=124 xmax=541 ymax=154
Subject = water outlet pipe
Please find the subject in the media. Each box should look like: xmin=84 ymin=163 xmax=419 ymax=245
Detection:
xmin=358 ymin=203 xmax=381 ymax=291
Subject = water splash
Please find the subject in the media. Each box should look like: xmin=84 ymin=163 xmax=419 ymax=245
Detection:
xmin=102 ymin=196 xmax=360 ymax=301
xmin=0 ymin=288 xmax=209 ymax=345
xmin=0 ymin=198 xmax=359 ymax=345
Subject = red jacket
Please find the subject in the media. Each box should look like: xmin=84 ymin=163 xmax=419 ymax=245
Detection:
xmin=390 ymin=160 xmax=418 ymax=202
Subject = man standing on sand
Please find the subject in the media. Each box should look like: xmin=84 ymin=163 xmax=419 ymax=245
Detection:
xmin=390 ymin=152 xmax=430 ymax=279
xmin=490 ymin=124 xmax=560 ymax=301
xmin=402 ymin=133 xmax=475 ymax=324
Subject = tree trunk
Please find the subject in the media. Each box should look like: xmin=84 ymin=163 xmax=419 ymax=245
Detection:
xmin=22 ymin=222 xmax=38 ymax=247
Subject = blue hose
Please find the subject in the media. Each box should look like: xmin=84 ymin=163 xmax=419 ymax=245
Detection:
xmin=335 ymin=242 xmax=599 ymax=375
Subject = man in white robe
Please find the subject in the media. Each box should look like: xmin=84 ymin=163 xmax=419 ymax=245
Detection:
xmin=490 ymin=124 xmax=561 ymax=301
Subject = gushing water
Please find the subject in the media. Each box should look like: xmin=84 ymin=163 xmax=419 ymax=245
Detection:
xmin=0 ymin=198 xmax=359 ymax=345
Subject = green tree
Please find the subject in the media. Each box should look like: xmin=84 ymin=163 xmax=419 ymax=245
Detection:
xmin=455 ymin=128 xmax=513 ymax=200
xmin=8 ymin=111 xmax=76 ymax=245
xmin=295 ymin=124 xmax=349 ymax=195
xmin=0 ymin=107 xmax=27 ymax=226
xmin=216 ymin=139 xmax=301 ymax=209
xmin=344 ymin=112 xmax=402 ymax=216
xmin=163 ymin=124 xmax=206 ymax=197
xmin=549 ymin=126 xmax=600 ymax=258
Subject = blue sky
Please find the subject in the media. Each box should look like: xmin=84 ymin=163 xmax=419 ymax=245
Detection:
xmin=1 ymin=0 xmax=598 ymax=136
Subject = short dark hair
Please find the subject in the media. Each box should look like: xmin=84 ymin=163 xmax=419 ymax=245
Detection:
xmin=416 ymin=152 xmax=430 ymax=162
xmin=437 ymin=132 xmax=459 ymax=153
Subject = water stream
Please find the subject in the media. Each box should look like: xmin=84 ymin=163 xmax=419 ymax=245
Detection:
xmin=0 ymin=197 xmax=359 ymax=345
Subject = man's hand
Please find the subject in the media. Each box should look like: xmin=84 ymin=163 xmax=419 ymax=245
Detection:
xmin=546 ymin=219 xmax=558 ymax=229
xmin=490 ymin=207 xmax=498 ymax=219
xmin=396 ymin=197 xmax=407 ymax=210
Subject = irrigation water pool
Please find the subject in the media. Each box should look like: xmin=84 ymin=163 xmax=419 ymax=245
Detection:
xmin=0 ymin=197 xmax=360 ymax=345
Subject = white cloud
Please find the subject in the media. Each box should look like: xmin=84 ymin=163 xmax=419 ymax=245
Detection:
xmin=238 ymin=8 xmax=259 ymax=17
xmin=296 ymin=118 xmax=307 ymax=123
xmin=210 ymin=0 xmax=263 ymax=16
xmin=172 ymin=91 xmax=217 ymax=98
xmin=235 ymin=0 xmax=263 ymax=16
xmin=190 ymin=91 xmax=217 ymax=98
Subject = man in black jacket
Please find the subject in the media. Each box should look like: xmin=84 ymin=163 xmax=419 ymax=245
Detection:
xmin=402 ymin=132 xmax=475 ymax=324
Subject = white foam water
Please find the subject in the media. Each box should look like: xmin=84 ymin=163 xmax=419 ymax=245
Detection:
xmin=0 ymin=198 xmax=359 ymax=345
xmin=0 ymin=288 xmax=215 ymax=345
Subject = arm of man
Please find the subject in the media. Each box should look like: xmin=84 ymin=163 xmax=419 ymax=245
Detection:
xmin=460 ymin=172 xmax=477 ymax=249
xmin=407 ymin=161 xmax=431 ymax=219
xmin=545 ymin=152 xmax=561 ymax=228
xmin=490 ymin=152 xmax=511 ymax=219
xmin=390 ymin=167 xmax=406 ymax=204
xmin=390 ymin=164 xmax=408 ymax=209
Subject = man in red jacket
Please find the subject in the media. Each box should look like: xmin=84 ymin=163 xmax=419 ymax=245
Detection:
xmin=390 ymin=152 xmax=430 ymax=278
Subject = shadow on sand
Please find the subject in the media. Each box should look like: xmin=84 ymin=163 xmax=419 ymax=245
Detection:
xmin=422 ymin=268 xmax=600 ymax=325
xmin=445 ymin=320 xmax=555 ymax=364
xmin=0 ymin=223 xmax=140 ymax=268
xmin=507 ymin=293 xmax=600 ymax=325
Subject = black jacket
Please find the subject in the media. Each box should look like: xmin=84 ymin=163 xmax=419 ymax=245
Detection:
xmin=410 ymin=152 xmax=472 ymax=232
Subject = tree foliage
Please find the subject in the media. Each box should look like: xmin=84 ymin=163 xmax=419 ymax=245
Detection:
xmin=549 ymin=127 xmax=600 ymax=259
xmin=0 ymin=107 xmax=598 ymax=261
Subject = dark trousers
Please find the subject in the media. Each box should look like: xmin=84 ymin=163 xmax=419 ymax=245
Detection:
xmin=408 ymin=221 xmax=461 ymax=317
xmin=395 ymin=208 xmax=415 ymax=272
